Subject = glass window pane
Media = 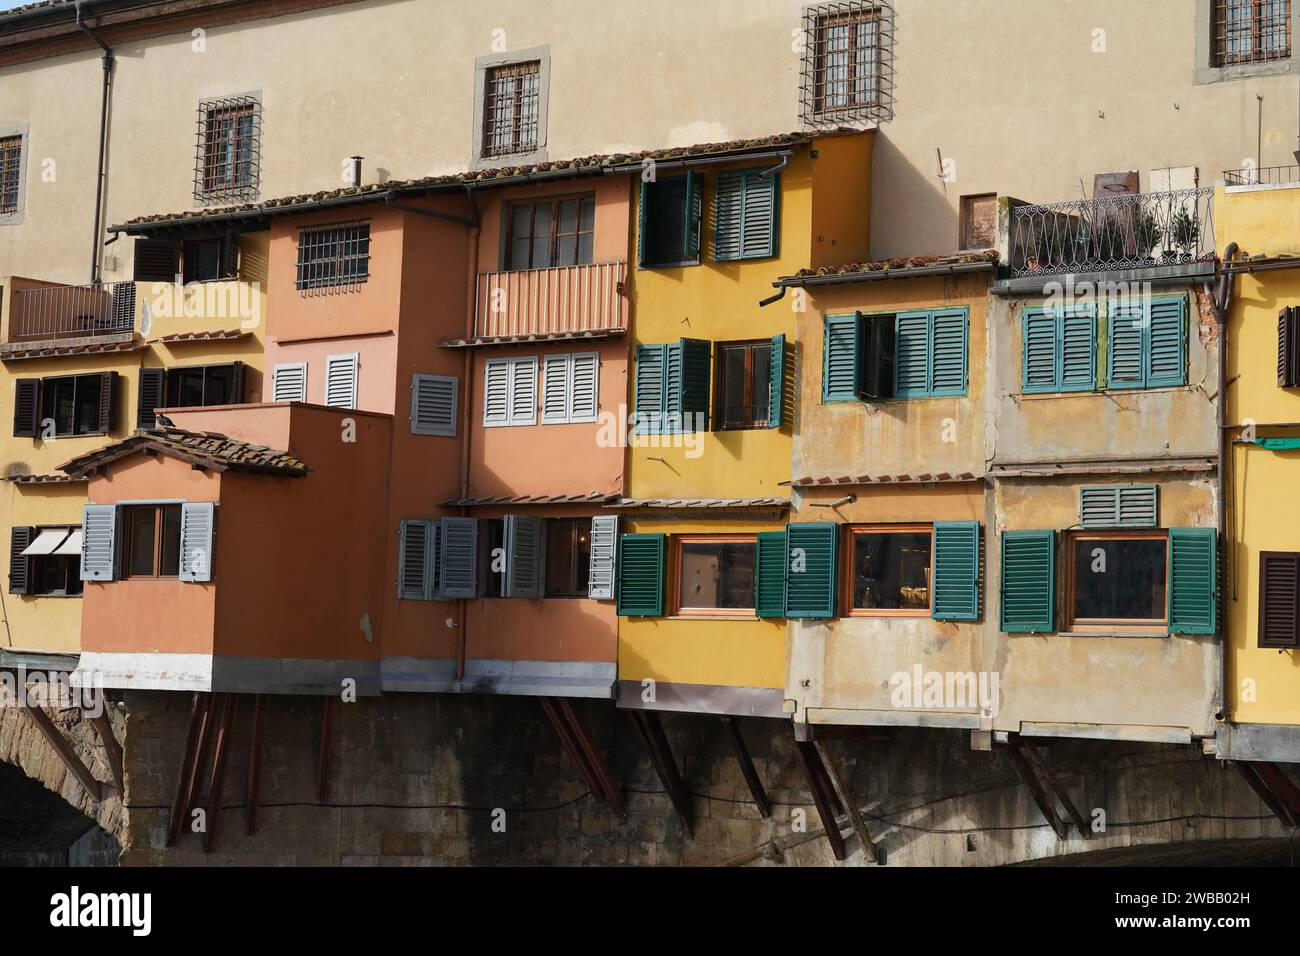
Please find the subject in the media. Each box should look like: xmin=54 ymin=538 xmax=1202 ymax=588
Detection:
xmin=74 ymin=376 xmax=101 ymax=434
xmin=203 ymin=365 xmax=235 ymax=406
xmin=127 ymin=507 xmax=157 ymax=577
xmin=558 ymin=199 xmax=578 ymax=235
xmin=545 ymin=522 xmax=576 ymax=596
xmin=752 ymin=344 xmax=772 ymax=422
xmin=556 ymin=235 xmax=577 ymax=267
xmin=678 ymin=540 xmax=756 ymax=610
xmin=160 ymin=505 xmax=182 ymax=577
xmin=510 ymin=238 xmax=532 ymax=271
xmin=485 ymin=519 xmax=505 ymax=598
xmin=579 ymin=197 xmax=596 ymax=233
xmin=43 ymin=378 xmax=75 ymax=434
xmin=644 ymin=178 xmax=689 ymax=265
xmin=722 ymin=346 xmax=747 ymax=425
xmin=1072 ymin=537 xmax=1167 ymax=621
xmin=851 ymin=531 xmax=932 ymax=610
xmin=577 ymin=233 xmax=594 ymax=264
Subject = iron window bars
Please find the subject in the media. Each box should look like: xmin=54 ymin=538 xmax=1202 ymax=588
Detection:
xmin=800 ymin=2 xmax=894 ymax=126
xmin=194 ymin=95 xmax=262 ymax=203
xmin=482 ymin=60 xmax=541 ymax=159
xmin=1213 ymin=0 xmax=1291 ymax=66
xmin=0 ymin=135 xmax=21 ymax=214
xmin=295 ymin=221 xmax=371 ymax=294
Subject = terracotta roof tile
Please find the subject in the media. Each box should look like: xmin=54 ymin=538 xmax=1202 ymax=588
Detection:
xmin=59 ymin=427 xmax=308 ymax=478
xmin=605 ymin=497 xmax=790 ymax=510
xmin=782 ymin=250 xmax=999 ymax=282
xmin=4 ymin=472 xmax=88 ymax=484
xmin=154 ymin=329 xmax=252 ymax=344
xmin=440 ymin=328 xmax=626 ymax=349
xmin=0 ymin=338 xmax=147 ymax=361
xmin=440 ymin=492 xmax=617 ymax=507
xmin=790 ymin=473 xmax=981 ymax=487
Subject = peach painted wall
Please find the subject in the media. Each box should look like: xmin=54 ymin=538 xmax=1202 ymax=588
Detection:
xmin=263 ymin=333 xmax=398 ymax=414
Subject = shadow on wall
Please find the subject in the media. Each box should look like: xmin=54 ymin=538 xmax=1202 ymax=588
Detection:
xmin=869 ymin=134 xmax=966 ymax=259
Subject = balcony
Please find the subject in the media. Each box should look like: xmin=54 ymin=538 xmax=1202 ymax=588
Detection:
xmin=1224 ymin=165 xmax=1300 ymax=190
xmin=472 ymin=261 xmax=627 ymax=341
xmin=1005 ymin=188 xmax=1216 ymax=281
xmin=2 ymin=279 xmax=137 ymax=345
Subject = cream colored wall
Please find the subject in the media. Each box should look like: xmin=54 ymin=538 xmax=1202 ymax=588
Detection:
xmin=3 ymin=1 xmax=1294 ymax=285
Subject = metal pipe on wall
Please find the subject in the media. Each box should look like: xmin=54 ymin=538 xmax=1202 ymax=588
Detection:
xmin=76 ymin=1 xmax=114 ymax=285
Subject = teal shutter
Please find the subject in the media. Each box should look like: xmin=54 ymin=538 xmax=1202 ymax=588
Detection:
xmin=1169 ymin=528 xmax=1216 ymax=635
xmin=755 ymin=530 xmax=788 ymax=618
xmin=617 ymin=533 xmax=665 ymax=617
xmin=1022 ymin=308 xmax=1058 ymax=393
xmin=741 ymin=171 xmax=778 ymax=259
xmin=637 ymin=179 xmax=649 ymax=267
xmin=684 ymin=171 xmax=702 ymax=262
xmin=712 ymin=171 xmax=744 ymax=261
xmin=634 ymin=344 xmax=666 ymax=433
xmin=929 ymin=309 xmax=968 ymax=395
xmin=678 ymin=338 xmax=711 ymax=431
xmin=1108 ymin=302 xmax=1147 ymax=388
xmin=1060 ymin=307 xmax=1097 ymax=392
xmin=663 ymin=343 xmax=682 ymax=431
xmin=933 ymin=521 xmax=980 ymax=621
xmin=894 ymin=311 xmax=931 ymax=397
xmin=784 ymin=522 xmax=838 ymax=619
xmin=1146 ymin=297 xmax=1187 ymax=388
xmin=768 ymin=333 xmax=786 ymax=428
xmin=1000 ymin=530 xmax=1055 ymax=633
xmin=823 ymin=314 xmax=861 ymax=401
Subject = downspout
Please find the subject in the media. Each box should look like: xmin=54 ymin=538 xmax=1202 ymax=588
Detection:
xmin=77 ymin=1 xmax=113 ymax=285
xmin=457 ymin=183 xmax=481 ymax=682
xmin=1212 ymin=241 xmax=1240 ymax=723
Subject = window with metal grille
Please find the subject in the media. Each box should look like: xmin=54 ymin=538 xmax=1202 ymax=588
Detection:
xmin=295 ymin=221 xmax=371 ymax=292
xmin=482 ymin=60 xmax=541 ymax=158
xmin=1212 ymin=0 xmax=1292 ymax=65
xmin=506 ymin=194 xmax=595 ymax=270
xmin=194 ymin=95 xmax=261 ymax=203
xmin=0 ymin=134 xmax=21 ymax=214
xmin=800 ymin=2 xmax=894 ymax=125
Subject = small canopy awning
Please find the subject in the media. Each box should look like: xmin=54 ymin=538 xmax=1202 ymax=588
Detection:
xmin=54 ymin=530 xmax=82 ymax=556
xmin=22 ymin=528 xmax=70 ymax=556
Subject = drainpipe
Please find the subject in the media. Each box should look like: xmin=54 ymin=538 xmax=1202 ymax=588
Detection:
xmin=1212 ymin=241 xmax=1240 ymax=723
xmin=456 ymin=183 xmax=481 ymax=682
xmin=77 ymin=1 xmax=114 ymax=285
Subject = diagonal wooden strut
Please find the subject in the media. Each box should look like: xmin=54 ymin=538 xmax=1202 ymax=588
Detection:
xmin=540 ymin=697 xmax=604 ymax=800
xmin=721 ymin=717 xmax=771 ymax=819
xmin=1019 ymin=739 xmax=1090 ymax=839
xmin=317 ymin=695 xmax=334 ymax=803
xmin=1236 ymin=761 xmax=1299 ymax=828
xmin=627 ymin=709 xmax=693 ymax=837
xmin=1005 ymin=736 xmax=1069 ymax=840
xmin=795 ymin=740 xmax=846 ymax=861
xmin=88 ymin=708 xmax=124 ymax=794
xmin=22 ymin=702 xmax=103 ymax=802
xmin=246 ymin=694 xmax=266 ymax=836
xmin=167 ymin=692 xmax=208 ymax=847
xmin=815 ymin=740 xmax=878 ymax=862
xmin=556 ymin=698 xmax=626 ymax=821
xmin=202 ymin=694 xmax=237 ymax=853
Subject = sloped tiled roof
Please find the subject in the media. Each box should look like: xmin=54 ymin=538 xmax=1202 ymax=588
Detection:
xmin=791 ymin=472 xmax=981 ymax=487
xmin=4 ymin=472 xmax=88 ymax=484
xmin=780 ymin=250 xmax=999 ymax=284
xmin=441 ymin=328 xmax=626 ymax=349
xmin=153 ymin=329 xmax=252 ymax=344
xmin=605 ymin=497 xmax=790 ymax=510
xmin=441 ymin=492 xmax=618 ymax=507
xmin=59 ymin=427 xmax=308 ymax=478
xmin=0 ymin=338 xmax=146 ymax=361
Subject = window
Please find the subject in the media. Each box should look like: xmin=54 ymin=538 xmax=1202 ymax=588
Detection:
xmin=1067 ymin=531 xmax=1168 ymax=632
xmin=0 ymin=134 xmax=21 ymax=215
xmin=800 ymin=2 xmax=894 ymax=125
xmin=713 ymin=169 xmax=779 ymax=261
xmin=182 ymin=238 xmax=231 ymax=283
xmin=715 ymin=341 xmax=773 ymax=429
xmin=194 ymin=95 xmax=261 ymax=202
xmin=165 ymin=363 xmax=245 ymax=408
xmin=483 ymin=356 xmax=538 ymax=426
xmin=674 ymin=535 xmax=757 ymax=616
xmin=481 ymin=518 xmax=505 ymax=598
xmin=507 ymin=195 xmax=595 ymax=270
xmin=1279 ymin=306 xmax=1299 ymax=387
xmin=123 ymin=504 xmax=183 ymax=579
xmin=546 ymin=518 xmax=592 ymax=598
xmin=1259 ymin=551 xmax=1300 ymax=647
xmin=541 ymin=352 xmax=599 ymax=424
xmin=1213 ymin=0 xmax=1291 ymax=66
xmin=482 ymin=60 xmax=541 ymax=159
xmin=16 ymin=373 xmax=116 ymax=438
xmin=295 ymin=221 xmax=371 ymax=292
xmin=846 ymin=525 xmax=932 ymax=616
xmin=823 ymin=309 xmax=968 ymax=402
xmin=1107 ymin=297 xmax=1187 ymax=390
xmin=638 ymin=174 xmax=702 ymax=267
xmin=1022 ymin=306 xmax=1097 ymax=394
xmin=9 ymin=526 xmax=83 ymax=597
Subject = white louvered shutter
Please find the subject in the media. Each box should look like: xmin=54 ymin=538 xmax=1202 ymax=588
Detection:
xmin=80 ymin=504 xmax=120 ymax=582
xmin=179 ymin=502 xmax=215 ymax=583
xmin=541 ymin=354 xmax=571 ymax=424
xmin=509 ymin=356 xmax=538 ymax=425
xmin=569 ymin=352 xmax=599 ymax=423
xmin=411 ymin=374 xmax=458 ymax=436
xmin=272 ymin=362 xmax=308 ymax=403
xmin=324 ymin=353 xmax=359 ymax=408
xmin=483 ymin=358 xmax=510 ymax=426
xmin=588 ymin=515 xmax=618 ymax=600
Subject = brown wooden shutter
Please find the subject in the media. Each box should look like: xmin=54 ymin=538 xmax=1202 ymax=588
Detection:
xmin=1280 ymin=307 xmax=1298 ymax=388
xmin=230 ymin=361 xmax=246 ymax=403
xmin=1259 ymin=551 xmax=1300 ymax=648
xmin=132 ymin=238 xmax=181 ymax=282
xmin=8 ymin=526 xmax=33 ymax=595
xmin=138 ymin=367 xmax=165 ymax=429
xmin=13 ymin=379 xmax=39 ymax=437
xmin=97 ymin=371 xmax=118 ymax=434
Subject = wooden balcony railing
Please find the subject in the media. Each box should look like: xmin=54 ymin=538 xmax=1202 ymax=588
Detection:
xmin=474 ymin=261 xmax=627 ymax=339
xmin=8 ymin=281 xmax=137 ymax=342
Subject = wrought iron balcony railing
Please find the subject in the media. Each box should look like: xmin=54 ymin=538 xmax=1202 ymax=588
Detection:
xmin=1008 ymin=188 xmax=1216 ymax=279
xmin=474 ymin=260 xmax=627 ymax=339
xmin=1224 ymin=165 xmax=1300 ymax=187
xmin=8 ymin=281 xmax=137 ymax=342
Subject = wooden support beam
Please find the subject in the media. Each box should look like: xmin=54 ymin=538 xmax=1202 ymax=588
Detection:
xmin=246 ymin=694 xmax=266 ymax=836
xmin=317 ymin=695 xmax=334 ymax=803
xmin=627 ymin=710 xmax=693 ymax=837
xmin=1236 ymin=762 xmax=1298 ymax=828
xmin=540 ymin=697 xmax=604 ymax=800
xmin=87 ymin=708 xmax=124 ymax=794
xmin=721 ymin=717 xmax=771 ymax=819
xmin=202 ymin=694 xmax=237 ymax=853
xmin=1005 ymin=738 xmax=1069 ymax=840
xmin=21 ymin=703 xmax=102 ymax=802
xmin=815 ymin=740 xmax=878 ymax=862
xmin=794 ymin=741 xmax=846 ymax=861
xmin=1254 ymin=762 xmax=1300 ymax=820
xmin=182 ymin=693 xmax=216 ymax=826
xmin=1019 ymin=739 xmax=1090 ymax=839
xmin=557 ymin=698 xmax=626 ymax=821
xmin=167 ymin=693 xmax=206 ymax=847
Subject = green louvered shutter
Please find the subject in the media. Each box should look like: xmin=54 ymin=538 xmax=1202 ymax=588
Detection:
xmin=684 ymin=171 xmax=703 ymax=262
xmin=894 ymin=311 xmax=931 ymax=397
xmin=755 ymin=530 xmax=787 ymax=618
xmin=637 ymin=179 xmax=649 ymax=267
xmin=634 ymin=344 xmax=666 ymax=433
xmin=933 ymin=521 xmax=980 ymax=621
xmin=617 ymin=533 xmax=665 ymax=617
xmin=740 ymin=171 xmax=778 ymax=259
xmin=713 ymin=171 xmax=744 ymax=261
xmin=929 ymin=309 xmax=968 ymax=396
xmin=1000 ymin=530 xmax=1055 ymax=633
xmin=823 ymin=314 xmax=860 ymax=401
xmin=678 ymin=338 xmax=711 ymax=431
xmin=1022 ymin=308 xmax=1058 ymax=393
xmin=1079 ymin=484 xmax=1158 ymax=529
xmin=663 ymin=343 xmax=683 ymax=431
xmin=1108 ymin=302 xmax=1146 ymax=388
xmin=1060 ymin=307 xmax=1097 ymax=392
xmin=1169 ymin=527 xmax=1216 ymax=635
xmin=1146 ymin=297 xmax=1187 ymax=388
xmin=784 ymin=522 xmax=838 ymax=619
xmin=768 ymin=333 xmax=786 ymax=428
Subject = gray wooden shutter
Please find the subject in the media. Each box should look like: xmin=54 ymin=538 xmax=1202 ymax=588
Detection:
xmin=569 ymin=352 xmax=599 ymax=423
xmin=541 ymin=354 xmax=570 ymax=424
xmin=411 ymin=374 xmax=458 ymax=436
xmin=179 ymin=502 xmax=215 ymax=583
xmin=588 ymin=515 xmax=618 ymax=600
xmin=9 ymin=526 xmax=33 ymax=595
xmin=483 ymin=358 xmax=510 ymax=426
xmin=13 ymin=379 xmax=39 ymax=437
xmin=272 ymin=362 xmax=307 ymax=403
xmin=509 ymin=356 xmax=537 ymax=425
xmin=398 ymin=519 xmax=435 ymax=600
xmin=1079 ymin=485 xmax=1158 ymax=529
xmin=504 ymin=514 xmax=543 ymax=598
xmin=439 ymin=517 xmax=479 ymax=598
xmin=138 ymin=368 xmax=165 ymax=429
xmin=80 ymin=504 xmax=119 ymax=582
xmin=324 ymin=353 xmax=359 ymax=408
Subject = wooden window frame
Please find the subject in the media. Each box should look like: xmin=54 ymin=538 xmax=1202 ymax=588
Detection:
xmin=1212 ymin=0 xmax=1292 ymax=66
xmin=1064 ymin=529 xmax=1169 ymax=634
xmin=713 ymin=339 xmax=773 ymax=430
xmin=121 ymin=504 xmax=183 ymax=580
xmin=504 ymin=192 xmax=596 ymax=271
xmin=482 ymin=60 xmax=542 ymax=159
xmin=671 ymin=533 xmax=758 ymax=618
xmin=843 ymin=523 xmax=934 ymax=619
xmin=40 ymin=373 xmax=108 ymax=438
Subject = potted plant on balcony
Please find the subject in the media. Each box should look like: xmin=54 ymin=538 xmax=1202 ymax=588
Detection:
xmin=1132 ymin=209 xmax=1160 ymax=266
xmin=1171 ymin=208 xmax=1200 ymax=262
